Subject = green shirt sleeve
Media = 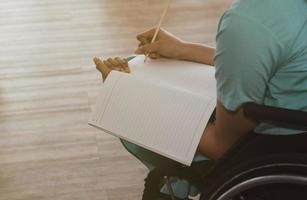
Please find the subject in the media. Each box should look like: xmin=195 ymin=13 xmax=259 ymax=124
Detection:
xmin=214 ymin=12 xmax=283 ymax=111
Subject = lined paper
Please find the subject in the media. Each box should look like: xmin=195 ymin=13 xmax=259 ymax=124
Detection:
xmin=89 ymin=56 xmax=216 ymax=165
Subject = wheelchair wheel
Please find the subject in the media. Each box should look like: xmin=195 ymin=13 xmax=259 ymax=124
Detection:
xmin=201 ymin=153 xmax=307 ymax=200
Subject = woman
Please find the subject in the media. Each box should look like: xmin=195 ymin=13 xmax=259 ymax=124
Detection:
xmin=94 ymin=0 xmax=307 ymax=198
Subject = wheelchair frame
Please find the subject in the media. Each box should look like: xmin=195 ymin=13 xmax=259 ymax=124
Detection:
xmin=142 ymin=103 xmax=307 ymax=200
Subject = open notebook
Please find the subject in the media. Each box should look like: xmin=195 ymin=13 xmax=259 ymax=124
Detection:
xmin=89 ymin=55 xmax=216 ymax=166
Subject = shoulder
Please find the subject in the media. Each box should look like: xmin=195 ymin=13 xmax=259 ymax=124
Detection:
xmin=217 ymin=0 xmax=307 ymax=65
xmin=219 ymin=0 xmax=307 ymax=47
xmin=214 ymin=1 xmax=286 ymax=111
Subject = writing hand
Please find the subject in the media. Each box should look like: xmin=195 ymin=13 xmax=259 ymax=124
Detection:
xmin=135 ymin=28 xmax=186 ymax=60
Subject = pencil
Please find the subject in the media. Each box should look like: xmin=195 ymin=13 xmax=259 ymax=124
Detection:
xmin=144 ymin=0 xmax=172 ymax=63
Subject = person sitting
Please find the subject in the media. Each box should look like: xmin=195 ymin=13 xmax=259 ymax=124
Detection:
xmin=93 ymin=0 xmax=307 ymax=198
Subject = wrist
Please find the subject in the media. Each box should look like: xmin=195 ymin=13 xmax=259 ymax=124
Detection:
xmin=176 ymin=42 xmax=215 ymax=65
xmin=176 ymin=41 xmax=190 ymax=60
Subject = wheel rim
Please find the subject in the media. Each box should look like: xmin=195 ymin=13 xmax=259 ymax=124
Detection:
xmin=208 ymin=163 xmax=307 ymax=200
xmin=217 ymin=174 xmax=307 ymax=200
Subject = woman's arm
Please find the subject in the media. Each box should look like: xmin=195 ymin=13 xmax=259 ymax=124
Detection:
xmin=135 ymin=28 xmax=215 ymax=66
xmin=198 ymin=101 xmax=257 ymax=160
xmin=179 ymin=42 xmax=215 ymax=66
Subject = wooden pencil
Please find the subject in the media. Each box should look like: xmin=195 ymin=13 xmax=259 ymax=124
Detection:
xmin=144 ymin=0 xmax=172 ymax=62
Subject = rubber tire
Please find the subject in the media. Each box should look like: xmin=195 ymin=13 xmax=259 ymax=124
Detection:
xmin=200 ymin=153 xmax=307 ymax=200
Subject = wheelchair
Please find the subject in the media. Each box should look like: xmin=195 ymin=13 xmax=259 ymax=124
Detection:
xmin=141 ymin=103 xmax=307 ymax=200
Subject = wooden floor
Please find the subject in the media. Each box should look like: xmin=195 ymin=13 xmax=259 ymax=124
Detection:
xmin=0 ymin=0 xmax=232 ymax=199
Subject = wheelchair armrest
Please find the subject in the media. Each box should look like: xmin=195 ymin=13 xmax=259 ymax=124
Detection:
xmin=243 ymin=103 xmax=307 ymax=129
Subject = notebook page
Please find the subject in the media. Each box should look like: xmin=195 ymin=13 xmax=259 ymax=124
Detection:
xmin=128 ymin=55 xmax=216 ymax=98
xmin=89 ymin=71 xmax=216 ymax=165
xmin=89 ymin=72 xmax=122 ymax=126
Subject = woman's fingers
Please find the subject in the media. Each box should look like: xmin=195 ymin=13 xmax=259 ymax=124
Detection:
xmin=136 ymin=28 xmax=155 ymax=42
xmin=123 ymin=60 xmax=130 ymax=73
xmin=103 ymin=60 xmax=121 ymax=71
xmin=115 ymin=57 xmax=130 ymax=73
xmin=138 ymin=36 xmax=149 ymax=46
xmin=94 ymin=57 xmax=130 ymax=82
xmin=134 ymin=42 xmax=159 ymax=55
xmin=149 ymin=53 xmax=161 ymax=59
xmin=107 ymin=58 xmax=122 ymax=70
xmin=103 ymin=60 xmax=114 ymax=68
xmin=114 ymin=57 xmax=125 ymax=66
xmin=93 ymin=57 xmax=111 ymax=81
xmin=107 ymin=57 xmax=130 ymax=73
xmin=137 ymin=28 xmax=166 ymax=43
xmin=136 ymin=28 xmax=160 ymax=53
xmin=94 ymin=57 xmax=109 ymax=74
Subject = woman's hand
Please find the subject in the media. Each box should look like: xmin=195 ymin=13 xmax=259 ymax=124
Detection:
xmin=135 ymin=28 xmax=215 ymax=65
xmin=135 ymin=28 xmax=186 ymax=60
xmin=93 ymin=57 xmax=130 ymax=82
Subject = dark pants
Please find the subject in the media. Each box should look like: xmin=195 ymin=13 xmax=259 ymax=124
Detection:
xmin=222 ymin=131 xmax=307 ymax=162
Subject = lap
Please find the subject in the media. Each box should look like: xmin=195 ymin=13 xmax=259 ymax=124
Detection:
xmin=121 ymin=139 xmax=209 ymax=170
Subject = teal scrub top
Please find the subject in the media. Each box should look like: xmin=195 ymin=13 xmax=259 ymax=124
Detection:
xmin=215 ymin=0 xmax=307 ymax=135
